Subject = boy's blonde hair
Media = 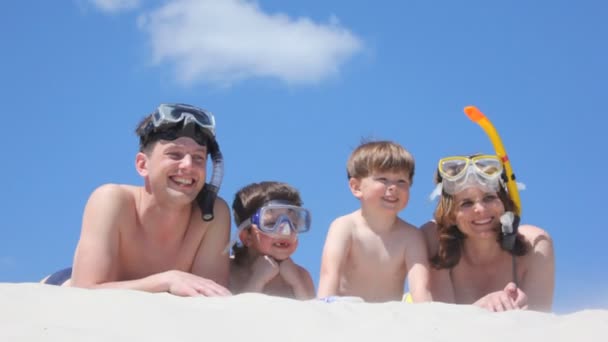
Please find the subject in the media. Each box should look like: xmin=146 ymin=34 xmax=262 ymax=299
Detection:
xmin=346 ymin=140 xmax=415 ymax=185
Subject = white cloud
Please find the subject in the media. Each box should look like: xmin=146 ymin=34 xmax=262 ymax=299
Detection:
xmin=90 ymin=0 xmax=141 ymax=13
xmin=137 ymin=0 xmax=363 ymax=85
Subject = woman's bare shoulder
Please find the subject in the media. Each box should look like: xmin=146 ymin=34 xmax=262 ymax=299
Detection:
xmin=518 ymin=224 xmax=553 ymax=253
xmin=418 ymin=220 xmax=439 ymax=253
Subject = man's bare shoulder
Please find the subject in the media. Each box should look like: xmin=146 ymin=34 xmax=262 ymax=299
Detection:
xmin=190 ymin=195 xmax=230 ymax=228
xmin=89 ymin=183 xmax=138 ymax=201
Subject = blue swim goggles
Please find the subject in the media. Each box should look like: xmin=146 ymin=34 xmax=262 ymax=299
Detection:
xmin=237 ymin=201 xmax=312 ymax=235
xmin=224 ymin=201 xmax=311 ymax=253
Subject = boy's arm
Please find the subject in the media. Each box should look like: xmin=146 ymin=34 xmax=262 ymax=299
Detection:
xmin=518 ymin=225 xmax=555 ymax=312
xmin=420 ymin=221 xmax=455 ymax=303
xmin=279 ymin=260 xmax=316 ymax=300
xmin=295 ymin=267 xmax=316 ymax=300
xmin=317 ymin=217 xmax=351 ymax=298
xmin=191 ymin=197 xmax=232 ymax=291
xmin=404 ymin=227 xmax=433 ymax=302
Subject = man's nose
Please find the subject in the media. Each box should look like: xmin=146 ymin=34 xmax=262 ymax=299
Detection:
xmin=180 ymin=154 xmax=193 ymax=168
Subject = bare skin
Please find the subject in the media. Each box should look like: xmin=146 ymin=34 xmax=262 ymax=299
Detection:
xmin=318 ymin=210 xmax=431 ymax=302
xmin=317 ymin=172 xmax=432 ymax=303
xmin=230 ymin=227 xmax=315 ymax=300
xmin=69 ymin=137 xmax=231 ymax=296
xmin=421 ymin=189 xmax=555 ymax=311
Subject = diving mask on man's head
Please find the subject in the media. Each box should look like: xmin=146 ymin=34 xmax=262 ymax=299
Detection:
xmin=429 ymin=155 xmax=504 ymax=200
xmin=139 ymin=103 xmax=216 ymax=148
xmin=137 ymin=103 xmax=224 ymax=222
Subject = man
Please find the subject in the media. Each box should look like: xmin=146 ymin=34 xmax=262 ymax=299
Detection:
xmin=44 ymin=103 xmax=231 ymax=296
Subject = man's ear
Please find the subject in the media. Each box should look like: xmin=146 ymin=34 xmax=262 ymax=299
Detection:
xmin=135 ymin=152 xmax=149 ymax=177
xmin=349 ymin=177 xmax=363 ymax=198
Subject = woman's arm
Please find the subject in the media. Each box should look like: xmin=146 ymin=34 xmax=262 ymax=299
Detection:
xmin=519 ymin=224 xmax=555 ymax=312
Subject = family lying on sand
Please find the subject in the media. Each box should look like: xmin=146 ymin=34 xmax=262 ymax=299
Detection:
xmin=42 ymin=103 xmax=555 ymax=312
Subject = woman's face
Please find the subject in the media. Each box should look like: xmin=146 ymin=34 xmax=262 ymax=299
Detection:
xmin=452 ymin=187 xmax=505 ymax=240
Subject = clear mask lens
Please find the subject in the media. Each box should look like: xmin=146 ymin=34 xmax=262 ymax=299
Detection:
xmin=154 ymin=103 xmax=216 ymax=136
xmin=438 ymin=155 xmax=503 ymax=195
xmin=257 ymin=205 xmax=311 ymax=235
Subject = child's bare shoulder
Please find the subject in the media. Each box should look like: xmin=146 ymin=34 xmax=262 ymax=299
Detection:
xmin=329 ymin=211 xmax=359 ymax=231
xmin=395 ymin=218 xmax=421 ymax=234
xmin=394 ymin=219 xmax=426 ymax=245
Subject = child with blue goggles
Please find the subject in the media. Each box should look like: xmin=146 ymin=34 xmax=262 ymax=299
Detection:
xmin=228 ymin=182 xmax=315 ymax=300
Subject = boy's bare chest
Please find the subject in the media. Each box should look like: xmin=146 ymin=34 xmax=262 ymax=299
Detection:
xmin=352 ymin=231 xmax=405 ymax=263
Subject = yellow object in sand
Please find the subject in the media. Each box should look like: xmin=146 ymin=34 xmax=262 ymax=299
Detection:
xmin=402 ymin=292 xmax=413 ymax=303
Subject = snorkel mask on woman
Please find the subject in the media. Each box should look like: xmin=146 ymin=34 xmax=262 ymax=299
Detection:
xmin=139 ymin=103 xmax=224 ymax=222
xmin=225 ymin=200 xmax=312 ymax=253
xmin=429 ymin=154 xmax=504 ymax=199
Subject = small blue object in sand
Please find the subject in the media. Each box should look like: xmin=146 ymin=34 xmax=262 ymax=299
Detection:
xmin=318 ymin=296 xmax=365 ymax=303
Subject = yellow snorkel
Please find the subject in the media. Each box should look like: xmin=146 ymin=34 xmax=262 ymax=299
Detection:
xmin=464 ymin=106 xmax=521 ymax=216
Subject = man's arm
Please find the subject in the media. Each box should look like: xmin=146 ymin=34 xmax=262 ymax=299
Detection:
xmin=404 ymin=227 xmax=433 ymax=302
xmin=519 ymin=225 xmax=555 ymax=312
xmin=317 ymin=217 xmax=351 ymax=298
xmin=71 ymin=184 xmax=129 ymax=288
xmin=71 ymin=185 xmax=179 ymax=293
xmin=190 ymin=197 xmax=232 ymax=291
xmin=419 ymin=221 xmax=455 ymax=303
xmin=71 ymin=185 xmax=226 ymax=297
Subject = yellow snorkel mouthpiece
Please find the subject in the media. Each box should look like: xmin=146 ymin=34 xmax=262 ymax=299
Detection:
xmin=464 ymin=106 xmax=522 ymax=216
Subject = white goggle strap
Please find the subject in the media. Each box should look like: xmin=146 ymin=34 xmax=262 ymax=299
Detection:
xmin=223 ymin=219 xmax=252 ymax=255
xmin=429 ymin=183 xmax=443 ymax=201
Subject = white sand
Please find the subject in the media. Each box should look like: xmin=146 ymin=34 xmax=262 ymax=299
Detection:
xmin=1 ymin=283 xmax=606 ymax=342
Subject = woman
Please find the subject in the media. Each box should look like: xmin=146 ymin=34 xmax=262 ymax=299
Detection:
xmin=421 ymin=154 xmax=554 ymax=312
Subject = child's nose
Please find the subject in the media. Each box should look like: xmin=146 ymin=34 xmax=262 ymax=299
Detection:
xmin=277 ymin=221 xmax=295 ymax=235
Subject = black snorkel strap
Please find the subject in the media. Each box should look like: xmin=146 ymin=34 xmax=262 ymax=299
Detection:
xmin=197 ymin=137 xmax=223 ymax=221
xmin=501 ymin=213 xmax=520 ymax=286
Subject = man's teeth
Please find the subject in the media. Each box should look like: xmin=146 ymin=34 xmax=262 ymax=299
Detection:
xmin=173 ymin=177 xmax=193 ymax=185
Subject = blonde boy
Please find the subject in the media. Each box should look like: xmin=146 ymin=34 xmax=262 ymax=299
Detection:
xmin=317 ymin=141 xmax=432 ymax=302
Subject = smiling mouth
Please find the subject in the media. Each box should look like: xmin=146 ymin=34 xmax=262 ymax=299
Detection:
xmin=273 ymin=241 xmax=291 ymax=248
xmin=472 ymin=218 xmax=493 ymax=225
xmin=170 ymin=176 xmax=195 ymax=187
xmin=382 ymin=197 xmax=399 ymax=203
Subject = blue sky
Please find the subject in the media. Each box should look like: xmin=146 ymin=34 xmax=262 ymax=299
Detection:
xmin=1 ymin=0 xmax=606 ymax=314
